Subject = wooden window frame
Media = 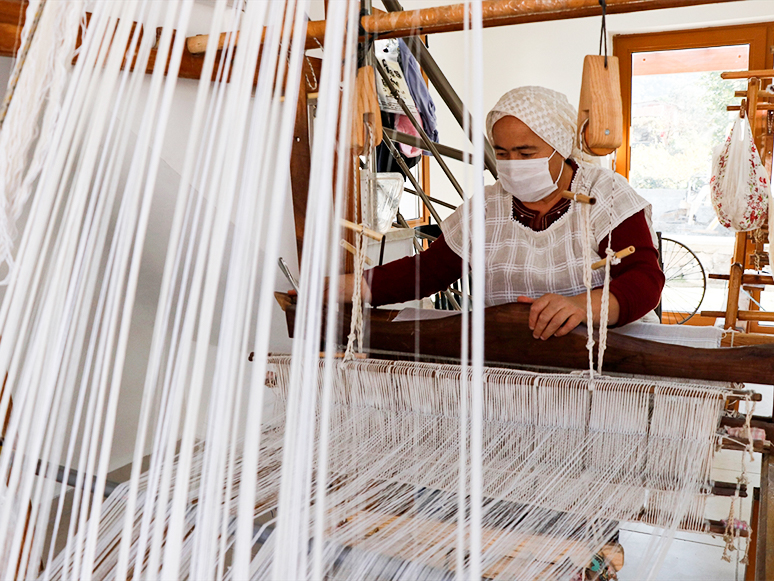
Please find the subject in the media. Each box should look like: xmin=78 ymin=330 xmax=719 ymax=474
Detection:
xmin=613 ymin=22 xmax=774 ymax=179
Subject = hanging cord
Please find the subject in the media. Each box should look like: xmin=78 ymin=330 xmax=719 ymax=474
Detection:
xmin=598 ymin=0 xmax=608 ymax=69
xmin=0 ymin=0 xmax=47 ymax=130
xmin=343 ymin=230 xmax=367 ymax=360
xmin=597 ymin=247 xmax=615 ymax=373
xmin=581 ymin=202 xmax=595 ymax=382
xmin=722 ymin=392 xmax=755 ymax=563
xmin=344 ymin=117 xmax=374 ymax=360
xmin=597 ymin=175 xmax=619 ymax=373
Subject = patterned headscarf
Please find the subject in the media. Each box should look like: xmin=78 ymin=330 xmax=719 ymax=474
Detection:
xmin=486 ymin=86 xmax=580 ymax=160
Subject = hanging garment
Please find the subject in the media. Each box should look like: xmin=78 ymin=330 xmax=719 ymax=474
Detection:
xmin=376 ymin=112 xmax=421 ymax=176
xmin=710 ymin=115 xmax=770 ymax=231
xmin=394 ymin=114 xmax=424 ymax=158
xmin=374 ymin=39 xmax=419 ymax=118
xmin=398 ymin=39 xmax=439 ymax=143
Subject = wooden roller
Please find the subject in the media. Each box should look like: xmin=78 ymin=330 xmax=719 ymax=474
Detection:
xmin=577 ymin=55 xmax=623 ymax=156
xmin=591 ymin=246 xmax=634 ymax=270
xmin=276 ymin=295 xmax=774 ymax=385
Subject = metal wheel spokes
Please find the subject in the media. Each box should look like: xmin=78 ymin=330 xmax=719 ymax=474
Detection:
xmin=660 ymin=237 xmax=707 ymax=325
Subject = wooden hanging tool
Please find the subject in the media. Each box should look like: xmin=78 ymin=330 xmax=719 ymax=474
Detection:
xmin=591 ymin=246 xmax=634 ymax=270
xmin=577 ymin=55 xmax=623 ymax=156
xmin=341 ymin=219 xmax=383 ymax=241
xmin=352 ymin=66 xmax=383 ymax=152
xmin=560 ymin=191 xmax=596 ymax=205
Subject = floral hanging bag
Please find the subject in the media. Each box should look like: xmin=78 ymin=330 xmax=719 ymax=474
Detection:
xmin=710 ymin=115 xmax=770 ymax=231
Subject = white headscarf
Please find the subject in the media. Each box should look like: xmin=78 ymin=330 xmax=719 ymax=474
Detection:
xmin=486 ymin=86 xmax=586 ymax=161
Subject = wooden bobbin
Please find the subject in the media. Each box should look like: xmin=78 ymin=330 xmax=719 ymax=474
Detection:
xmin=341 ymin=218 xmax=383 ymax=241
xmin=560 ymin=190 xmax=596 ymax=205
xmin=577 ymin=55 xmax=623 ymax=156
xmin=591 ymin=246 xmax=635 ymax=270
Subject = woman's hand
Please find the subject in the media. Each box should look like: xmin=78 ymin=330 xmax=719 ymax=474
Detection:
xmin=517 ymin=290 xmax=620 ymax=340
xmin=517 ymin=294 xmax=586 ymax=340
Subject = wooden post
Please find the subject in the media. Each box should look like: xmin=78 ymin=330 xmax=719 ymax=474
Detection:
xmin=185 ymin=0 xmax=748 ymax=55
xmin=290 ymin=75 xmax=312 ymax=263
xmin=725 ymin=261 xmax=744 ymax=330
xmin=748 ymin=77 xmax=760 ymax=150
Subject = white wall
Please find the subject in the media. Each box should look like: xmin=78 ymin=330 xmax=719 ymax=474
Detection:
xmin=386 ymin=0 xmax=774 ymax=216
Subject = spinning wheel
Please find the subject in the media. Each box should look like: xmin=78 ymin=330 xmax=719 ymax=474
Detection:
xmin=659 ymin=237 xmax=707 ymax=324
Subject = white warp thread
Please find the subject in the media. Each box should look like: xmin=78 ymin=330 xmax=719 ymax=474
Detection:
xmin=53 ymin=357 xmax=728 ymax=581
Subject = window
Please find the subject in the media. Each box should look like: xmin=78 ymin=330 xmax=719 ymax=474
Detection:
xmin=614 ymin=23 xmax=774 ymax=324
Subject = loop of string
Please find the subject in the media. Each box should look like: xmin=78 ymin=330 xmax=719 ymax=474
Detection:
xmin=598 ymin=0 xmax=608 ymax=67
xmin=598 ymin=0 xmax=608 ymax=68
xmin=724 ymin=328 xmax=740 ymax=347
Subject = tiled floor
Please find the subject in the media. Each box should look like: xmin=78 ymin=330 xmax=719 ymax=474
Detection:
xmin=618 ymin=525 xmax=746 ymax=581
xmin=616 ymin=446 xmax=760 ymax=580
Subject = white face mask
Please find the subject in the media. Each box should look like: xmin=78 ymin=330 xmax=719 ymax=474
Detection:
xmin=496 ymin=150 xmax=562 ymax=203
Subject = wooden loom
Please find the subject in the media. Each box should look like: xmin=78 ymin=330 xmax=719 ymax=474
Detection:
xmin=267 ymin=2 xmax=773 ymax=579
xmin=700 ymin=69 xmax=774 ymax=344
xmin=2 ymin=0 xmax=772 ymax=578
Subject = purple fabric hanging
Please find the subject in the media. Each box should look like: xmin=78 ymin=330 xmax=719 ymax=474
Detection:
xmin=399 ymin=39 xmax=439 ymax=144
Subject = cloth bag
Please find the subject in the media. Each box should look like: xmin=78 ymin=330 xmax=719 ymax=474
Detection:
xmin=710 ymin=115 xmax=770 ymax=231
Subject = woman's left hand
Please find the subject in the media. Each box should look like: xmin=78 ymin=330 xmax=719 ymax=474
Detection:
xmin=517 ymin=294 xmax=586 ymax=340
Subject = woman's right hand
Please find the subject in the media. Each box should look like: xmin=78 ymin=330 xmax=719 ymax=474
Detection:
xmin=336 ymin=273 xmax=372 ymax=304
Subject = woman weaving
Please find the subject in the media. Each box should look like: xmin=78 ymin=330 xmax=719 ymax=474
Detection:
xmin=346 ymin=86 xmax=665 ymax=340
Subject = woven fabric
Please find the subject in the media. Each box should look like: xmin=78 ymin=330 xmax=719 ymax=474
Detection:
xmin=487 ymin=86 xmax=579 ymax=158
xmin=440 ymin=162 xmax=654 ymax=306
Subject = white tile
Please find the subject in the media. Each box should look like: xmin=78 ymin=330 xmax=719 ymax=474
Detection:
xmin=712 ymin=449 xmax=761 ymax=475
xmin=704 ymin=494 xmax=752 ymax=523
xmin=617 ymin=529 xmax=748 ymax=581
xmin=620 ymin=522 xmax=726 ymax=547
xmin=740 ymin=383 xmax=773 ymax=418
xmin=711 ymin=466 xmax=760 ymax=488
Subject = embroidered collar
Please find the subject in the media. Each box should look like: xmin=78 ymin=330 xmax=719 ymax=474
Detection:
xmin=511 ymin=159 xmax=579 ymax=231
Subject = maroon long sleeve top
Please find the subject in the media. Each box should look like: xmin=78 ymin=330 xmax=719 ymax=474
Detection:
xmin=364 ymin=200 xmax=665 ymax=327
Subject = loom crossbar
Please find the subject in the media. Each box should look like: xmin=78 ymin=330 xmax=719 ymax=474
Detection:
xmin=277 ymin=293 xmax=774 ymax=386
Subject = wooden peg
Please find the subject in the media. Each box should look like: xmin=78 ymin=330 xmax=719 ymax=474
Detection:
xmin=577 ymin=55 xmax=623 ymax=156
xmin=560 ymin=191 xmax=596 ymax=205
xmin=591 ymin=246 xmax=635 ymax=270
xmin=341 ymin=219 xmax=383 ymax=241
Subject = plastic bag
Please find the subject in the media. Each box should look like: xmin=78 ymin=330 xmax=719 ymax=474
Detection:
xmin=360 ymin=173 xmax=404 ymax=234
xmin=710 ymin=115 xmax=770 ymax=231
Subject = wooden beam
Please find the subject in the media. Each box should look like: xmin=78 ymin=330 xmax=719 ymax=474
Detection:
xmin=722 ymin=69 xmax=774 ymax=80
xmin=721 ymin=332 xmax=774 ymax=347
xmin=759 ymin=453 xmax=774 ymax=580
xmin=0 ymin=0 xmax=25 ymax=58
xmin=362 ymin=0 xmax=742 ymax=38
xmin=702 ymin=310 xmax=774 ymax=323
xmin=710 ymin=273 xmax=774 ymax=285
xmin=186 ymin=0 xmax=745 ymax=54
xmin=278 ymin=295 xmax=774 ymax=385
